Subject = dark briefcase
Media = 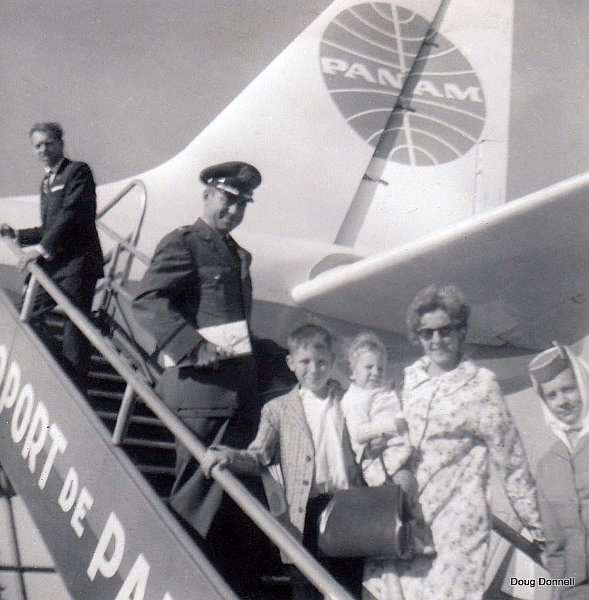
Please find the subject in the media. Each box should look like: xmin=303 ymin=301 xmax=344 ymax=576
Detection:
xmin=317 ymin=484 xmax=413 ymax=559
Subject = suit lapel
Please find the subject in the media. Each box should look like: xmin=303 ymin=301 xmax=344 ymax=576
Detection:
xmin=191 ymin=219 xmax=236 ymax=267
xmin=233 ymin=239 xmax=251 ymax=280
xmin=286 ymin=387 xmax=314 ymax=442
xmin=551 ymin=438 xmax=573 ymax=461
xmin=40 ymin=175 xmax=49 ymax=222
xmin=40 ymin=158 xmax=70 ymax=223
xmin=573 ymin=432 xmax=589 ymax=458
xmin=50 ymin=157 xmax=70 ymax=188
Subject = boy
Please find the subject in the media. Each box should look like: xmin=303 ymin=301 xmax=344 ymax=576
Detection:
xmin=530 ymin=342 xmax=589 ymax=599
xmin=203 ymin=323 xmax=363 ymax=599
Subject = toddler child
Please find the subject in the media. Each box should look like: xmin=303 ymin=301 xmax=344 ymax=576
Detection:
xmin=342 ymin=332 xmax=410 ymax=487
xmin=341 ymin=332 xmax=433 ymax=556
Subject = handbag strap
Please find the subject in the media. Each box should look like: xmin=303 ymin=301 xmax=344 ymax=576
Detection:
xmin=404 ymin=388 xmax=438 ymax=499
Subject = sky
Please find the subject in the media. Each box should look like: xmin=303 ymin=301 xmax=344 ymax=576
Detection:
xmin=0 ymin=0 xmax=330 ymax=195
xmin=0 ymin=0 xmax=588 ymax=200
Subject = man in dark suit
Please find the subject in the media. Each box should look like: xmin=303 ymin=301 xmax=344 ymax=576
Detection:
xmin=132 ymin=161 xmax=264 ymax=593
xmin=0 ymin=122 xmax=103 ymax=377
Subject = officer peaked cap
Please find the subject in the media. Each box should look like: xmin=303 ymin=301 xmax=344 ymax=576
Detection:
xmin=529 ymin=344 xmax=570 ymax=384
xmin=200 ymin=161 xmax=261 ymax=202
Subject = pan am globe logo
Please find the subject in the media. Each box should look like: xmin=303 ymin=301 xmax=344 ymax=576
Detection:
xmin=320 ymin=3 xmax=486 ymax=166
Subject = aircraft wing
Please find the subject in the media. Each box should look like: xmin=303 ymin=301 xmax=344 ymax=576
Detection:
xmin=292 ymin=171 xmax=589 ymax=350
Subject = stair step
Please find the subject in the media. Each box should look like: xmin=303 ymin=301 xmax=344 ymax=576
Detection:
xmin=87 ymin=388 xmax=125 ymax=401
xmin=91 ymin=353 xmax=110 ymax=366
xmin=260 ymin=575 xmax=291 ymax=587
xmin=43 ymin=314 xmax=66 ymax=328
xmin=96 ymin=411 xmax=166 ymax=427
xmin=101 ymin=422 xmax=174 ymax=445
xmin=90 ymin=397 xmax=164 ymax=421
xmin=89 ymin=370 xmax=126 ymax=383
xmin=124 ymin=443 xmax=175 ymax=465
xmin=123 ymin=437 xmax=175 ymax=451
xmin=32 ymin=310 xmax=179 ymax=522
xmin=137 ymin=464 xmax=176 ymax=476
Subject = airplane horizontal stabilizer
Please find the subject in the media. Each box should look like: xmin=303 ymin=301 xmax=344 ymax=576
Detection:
xmin=293 ymin=171 xmax=589 ymax=349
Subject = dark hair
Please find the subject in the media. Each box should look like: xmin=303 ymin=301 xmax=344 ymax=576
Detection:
xmin=287 ymin=323 xmax=333 ymax=354
xmin=406 ymin=284 xmax=470 ymax=345
xmin=29 ymin=122 xmax=63 ymax=141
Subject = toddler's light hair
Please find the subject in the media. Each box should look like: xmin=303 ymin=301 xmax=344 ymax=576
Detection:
xmin=348 ymin=331 xmax=387 ymax=372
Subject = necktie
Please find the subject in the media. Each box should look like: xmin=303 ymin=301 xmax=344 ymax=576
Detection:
xmin=223 ymin=235 xmax=246 ymax=317
xmin=224 ymin=236 xmax=240 ymax=264
xmin=42 ymin=171 xmax=51 ymax=194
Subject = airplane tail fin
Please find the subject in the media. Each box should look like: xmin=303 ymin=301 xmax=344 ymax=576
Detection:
xmin=337 ymin=0 xmax=515 ymax=252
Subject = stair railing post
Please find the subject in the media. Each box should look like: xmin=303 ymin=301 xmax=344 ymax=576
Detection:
xmin=112 ymin=384 xmax=137 ymax=445
xmin=19 ymin=275 xmax=39 ymax=323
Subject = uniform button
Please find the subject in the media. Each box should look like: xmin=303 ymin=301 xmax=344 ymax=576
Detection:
xmin=214 ymin=274 xmax=221 ymax=281
xmin=302 ymin=480 xmax=309 ymax=486
xmin=306 ymin=456 xmax=312 ymax=462
xmin=298 ymin=507 xmax=304 ymax=513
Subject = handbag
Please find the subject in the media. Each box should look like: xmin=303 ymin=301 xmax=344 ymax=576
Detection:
xmin=317 ymin=483 xmax=413 ymax=559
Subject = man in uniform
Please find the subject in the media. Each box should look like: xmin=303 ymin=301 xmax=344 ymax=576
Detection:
xmin=132 ymin=161 xmax=263 ymax=592
xmin=0 ymin=122 xmax=103 ymax=380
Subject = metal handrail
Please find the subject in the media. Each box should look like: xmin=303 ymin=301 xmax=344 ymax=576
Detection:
xmin=95 ymin=179 xmax=148 ymax=316
xmin=2 ymin=238 xmax=356 ymax=600
xmin=96 ymin=179 xmax=147 ymax=248
xmin=96 ymin=220 xmax=150 ymax=267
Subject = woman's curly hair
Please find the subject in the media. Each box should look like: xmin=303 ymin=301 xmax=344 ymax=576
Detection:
xmin=406 ymin=284 xmax=470 ymax=345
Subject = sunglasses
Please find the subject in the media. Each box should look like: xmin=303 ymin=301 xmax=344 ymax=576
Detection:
xmin=417 ymin=325 xmax=456 ymax=340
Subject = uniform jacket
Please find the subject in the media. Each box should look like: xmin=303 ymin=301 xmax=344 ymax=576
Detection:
xmin=537 ymin=435 xmax=589 ymax=588
xmin=133 ymin=218 xmax=255 ymax=417
xmin=227 ymin=383 xmax=362 ymax=543
xmin=133 ymin=218 xmax=252 ymax=365
xmin=17 ymin=158 xmax=103 ymax=278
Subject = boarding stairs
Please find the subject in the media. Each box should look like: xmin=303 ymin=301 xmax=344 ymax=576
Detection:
xmin=0 ymin=181 xmax=543 ymax=600
xmin=0 ymin=181 xmax=358 ymax=600
xmin=39 ymin=311 xmax=177 ymax=499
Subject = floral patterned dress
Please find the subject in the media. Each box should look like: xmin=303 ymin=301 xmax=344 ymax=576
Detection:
xmin=363 ymin=357 xmax=542 ymax=600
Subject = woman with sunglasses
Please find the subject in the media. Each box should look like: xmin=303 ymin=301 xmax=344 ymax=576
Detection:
xmin=368 ymin=285 xmax=543 ymax=600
